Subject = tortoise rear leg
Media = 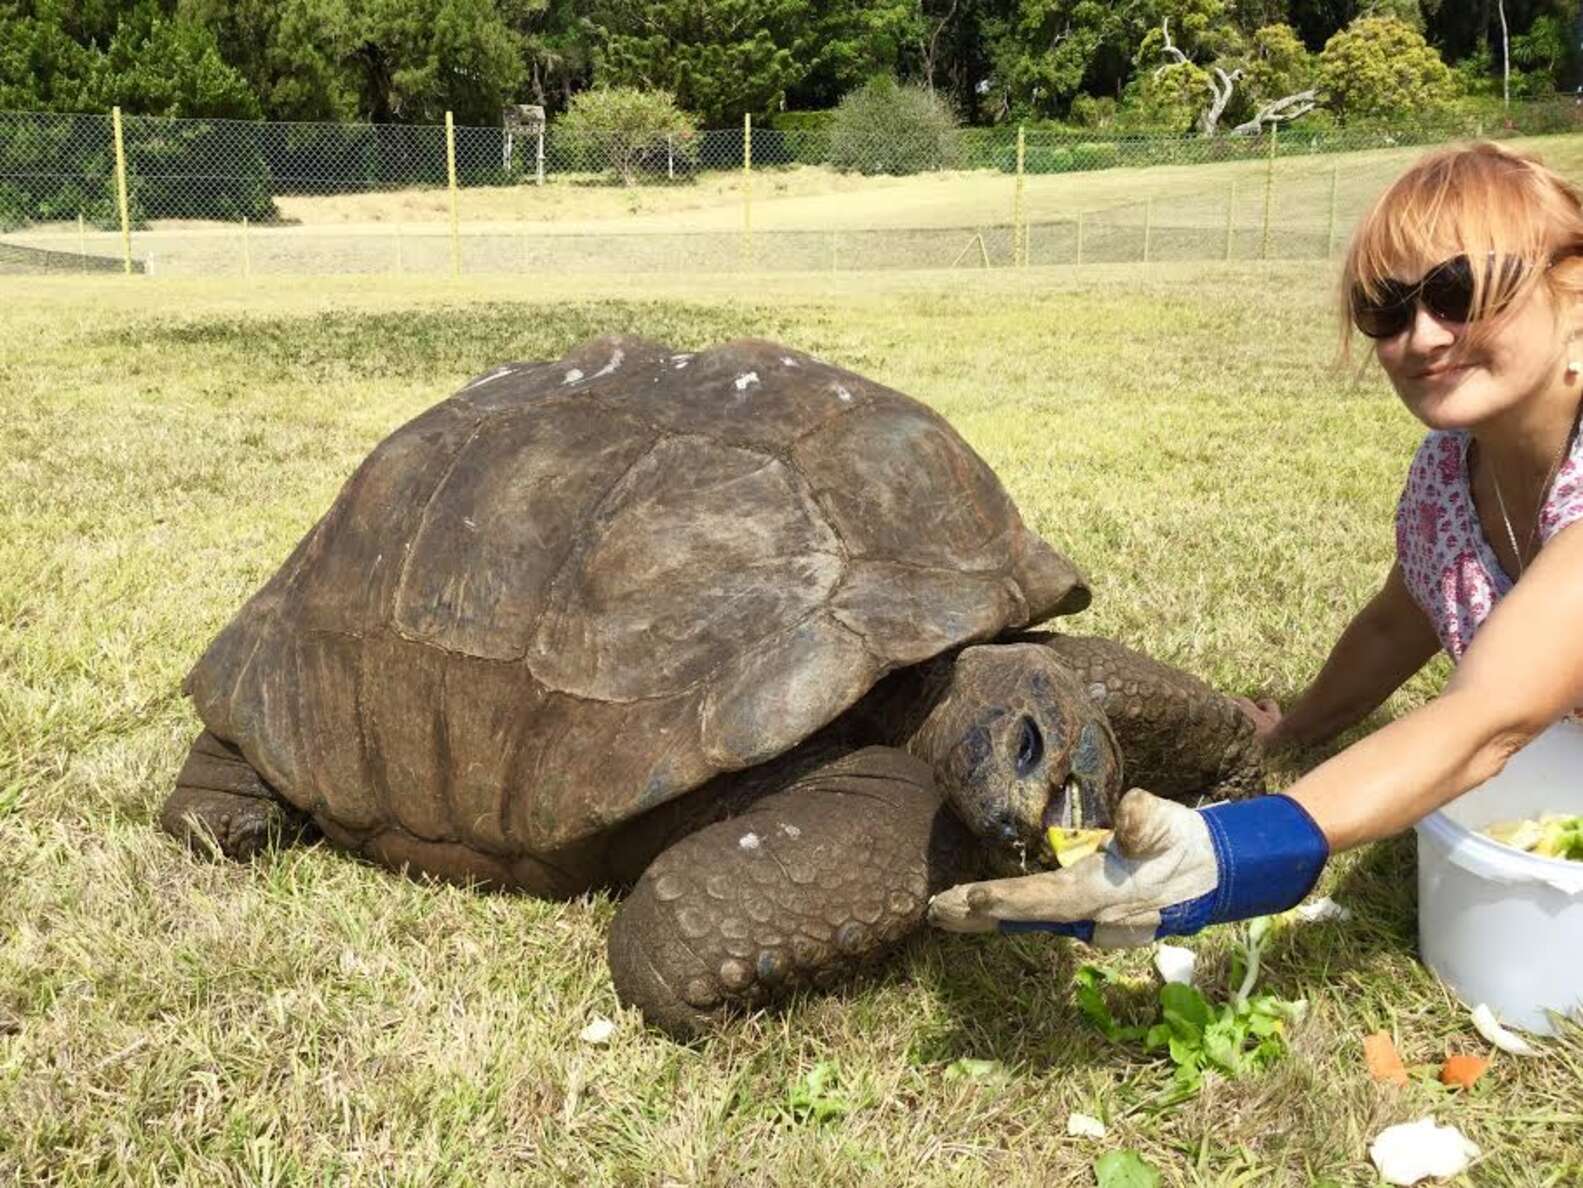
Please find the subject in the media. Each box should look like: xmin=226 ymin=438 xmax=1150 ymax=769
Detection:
xmin=159 ymin=731 xmax=314 ymax=861
xmin=607 ymin=746 xmax=974 ymax=1040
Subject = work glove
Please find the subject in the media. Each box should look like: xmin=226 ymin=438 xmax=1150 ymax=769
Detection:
xmin=927 ymin=788 xmax=1329 ymax=949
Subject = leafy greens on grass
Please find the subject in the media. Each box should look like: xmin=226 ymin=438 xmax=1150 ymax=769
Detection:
xmin=780 ymin=1060 xmax=867 ymax=1125
xmin=1074 ymin=919 xmax=1307 ymax=1094
xmin=1093 ymin=1149 xmax=1163 ymax=1188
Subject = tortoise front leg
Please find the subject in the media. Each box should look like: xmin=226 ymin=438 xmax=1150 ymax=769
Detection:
xmin=607 ymin=746 xmax=971 ymax=1039
xmin=160 ymin=731 xmax=314 ymax=861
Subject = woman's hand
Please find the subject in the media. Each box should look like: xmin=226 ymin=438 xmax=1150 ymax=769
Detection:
xmin=1233 ymin=696 xmax=1284 ymax=743
xmin=926 ymin=788 xmax=1330 ymax=949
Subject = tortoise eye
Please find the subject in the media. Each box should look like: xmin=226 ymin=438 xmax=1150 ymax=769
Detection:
xmin=1014 ymin=715 xmax=1044 ymax=777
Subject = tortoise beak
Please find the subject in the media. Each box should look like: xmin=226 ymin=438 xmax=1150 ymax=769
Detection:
xmin=1036 ymin=721 xmax=1119 ymax=857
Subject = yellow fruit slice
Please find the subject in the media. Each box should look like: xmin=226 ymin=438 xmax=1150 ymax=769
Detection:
xmin=1046 ymin=826 xmax=1113 ymax=868
xmin=1485 ymin=818 xmax=1545 ymax=851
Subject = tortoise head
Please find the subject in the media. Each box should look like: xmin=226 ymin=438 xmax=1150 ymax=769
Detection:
xmin=900 ymin=643 xmax=1122 ymax=873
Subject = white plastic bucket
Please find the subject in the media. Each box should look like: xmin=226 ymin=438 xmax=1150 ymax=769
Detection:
xmin=1415 ymin=720 xmax=1583 ymax=1034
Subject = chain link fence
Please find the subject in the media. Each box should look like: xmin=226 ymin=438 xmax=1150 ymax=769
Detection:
xmin=4 ymin=102 xmax=1583 ymax=278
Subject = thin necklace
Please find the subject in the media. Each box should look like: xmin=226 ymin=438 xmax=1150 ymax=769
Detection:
xmin=1489 ymin=403 xmax=1581 ymax=576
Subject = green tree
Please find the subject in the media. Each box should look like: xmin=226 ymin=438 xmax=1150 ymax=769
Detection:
xmin=1118 ymin=59 xmax=1212 ymax=130
xmin=0 ymin=3 xmax=96 ymax=111
xmin=1510 ymin=10 xmax=1570 ymax=92
xmin=587 ymin=0 xmax=806 ymax=124
xmin=827 ymin=76 xmax=959 ymax=173
xmin=335 ymin=0 xmax=524 ymax=125
xmin=1318 ymin=15 xmax=1455 ymax=121
xmin=1361 ymin=0 xmax=1426 ymax=31
xmin=0 ymin=0 xmax=257 ymax=116
xmin=909 ymin=0 xmax=1003 ymax=120
xmin=982 ymin=0 xmax=1114 ymax=120
xmin=554 ymin=85 xmax=695 ymax=183
xmin=86 ymin=3 xmax=261 ymax=117
xmin=788 ymin=0 xmax=917 ymax=110
xmin=1241 ymin=21 xmax=1315 ymax=106
xmin=1231 ymin=0 xmax=1292 ymax=32
xmin=179 ymin=0 xmax=356 ymax=121
xmin=979 ymin=0 xmax=1231 ymax=122
xmin=182 ymin=0 xmax=524 ymax=124
xmin=498 ymin=0 xmax=589 ymax=112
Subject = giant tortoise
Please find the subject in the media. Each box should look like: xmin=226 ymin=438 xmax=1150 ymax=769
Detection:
xmin=163 ymin=335 xmax=1260 ymax=1037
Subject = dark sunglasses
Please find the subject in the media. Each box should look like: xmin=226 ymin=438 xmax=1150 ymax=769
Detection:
xmin=1349 ymin=253 xmax=1528 ymax=339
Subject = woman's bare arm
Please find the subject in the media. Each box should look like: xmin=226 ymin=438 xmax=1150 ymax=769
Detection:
xmin=1260 ymin=561 xmax=1441 ymax=751
xmin=1286 ymin=522 xmax=1583 ymax=851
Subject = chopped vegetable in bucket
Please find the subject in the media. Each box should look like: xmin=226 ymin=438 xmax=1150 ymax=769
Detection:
xmin=1481 ymin=813 xmax=1583 ymax=861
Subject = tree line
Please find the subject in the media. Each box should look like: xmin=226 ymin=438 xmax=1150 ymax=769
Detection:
xmin=1 ymin=0 xmax=1578 ymax=131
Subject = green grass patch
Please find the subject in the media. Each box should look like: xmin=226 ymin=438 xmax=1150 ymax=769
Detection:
xmin=2 ymin=269 xmax=1580 ymax=1185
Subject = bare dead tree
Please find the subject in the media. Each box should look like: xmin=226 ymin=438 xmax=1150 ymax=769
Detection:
xmin=1231 ymin=89 xmax=1317 ymax=135
xmin=1157 ymin=17 xmax=1317 ymax=137
xmin=1155 ymin=18 xmax=1242 ymax=137
xmin=920 ymin=0 xmax=961 ymax=93
xmin=1498 ymin=0 xmax=1511 ymax=107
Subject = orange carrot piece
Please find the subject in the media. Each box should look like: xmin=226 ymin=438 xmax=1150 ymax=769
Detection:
xmin=1439 ymin=1052 xmax=1490 ymax=1089
xmin=1364 ymin=1031 xmax=1409 ymax=1086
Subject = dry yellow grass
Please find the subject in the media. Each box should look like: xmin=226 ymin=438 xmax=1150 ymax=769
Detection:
xmin=11 ymin=133 xmax=1583 ymax=281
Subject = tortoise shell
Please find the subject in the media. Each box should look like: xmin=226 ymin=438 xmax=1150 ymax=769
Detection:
xmin=184 ymin=335 xmax=1089 ymax=872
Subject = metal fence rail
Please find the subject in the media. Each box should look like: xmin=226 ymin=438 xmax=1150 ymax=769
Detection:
xmin=4 ymin=102 xmax=1582 ymax=278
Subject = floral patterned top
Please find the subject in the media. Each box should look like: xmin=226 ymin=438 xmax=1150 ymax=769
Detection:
xmin=1396 ymin=427 xmax=1583 ymax=660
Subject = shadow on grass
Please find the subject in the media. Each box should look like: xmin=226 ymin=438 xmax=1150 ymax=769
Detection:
xmin=848 ymin=929 xmax=1164 ymax=1076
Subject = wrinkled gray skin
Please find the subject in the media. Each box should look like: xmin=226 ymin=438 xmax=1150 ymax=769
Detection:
xmin=159 ymin=335 xmax=1260 ymax=1040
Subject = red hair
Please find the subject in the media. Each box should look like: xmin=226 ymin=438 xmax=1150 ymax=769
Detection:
xmin=1340 ymin=140 xmax=1583 ymax=356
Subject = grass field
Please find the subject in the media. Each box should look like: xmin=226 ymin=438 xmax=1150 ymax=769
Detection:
xmin=3 ymin=264 xmax=1581 ymax=1185
xmin=11 ymin=132 xmax=1583 ymax=278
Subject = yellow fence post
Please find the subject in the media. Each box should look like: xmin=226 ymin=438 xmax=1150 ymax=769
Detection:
xmin=1225 ymin=180 xmax=1236 ymax=261
xmin=1142 ymin=198 xmax=1153 ymax=263
xmin=742 ymin=113 xmax=753 ymax=272
xmin=1013 ymin=124 xmax=1026 ymax=267
xmin=241 ymin=215 xmax=251 ymax=278
xmin=1075 ymin=211 xmax=1084 ymax=266
xmin=1260 ymin=124 xmax=1277 ymax=261
xmin=77 ymin=212 xmax=87 ymax=272
xmin=1326 ymin=163 xmax=1339 ymax=258
xmin=111 ymin=106 xmax=132 ymax=275
xmin=445 ymin=111 xmax=461 ymax=279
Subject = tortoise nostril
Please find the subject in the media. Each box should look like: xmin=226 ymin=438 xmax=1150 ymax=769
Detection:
xmin=993 ymin=810 xmax=1020 ymax=842
xmin=1014 ymin=714 xmax=1044 ymax=777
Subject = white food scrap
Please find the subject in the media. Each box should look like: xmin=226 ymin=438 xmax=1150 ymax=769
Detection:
xmin=1065 ymin=1112 xmax=1108 ymax=1139
xmin=1153 ymin=943 xmax=1197 ymax=986
xmin=1368 ymin=1117 xmax=1480 ymax=1185
xmin=1293 ymin=896 xmax=1352 ymax=923
xmin=1471 ymin=1003 xmax=1538 ymax=1056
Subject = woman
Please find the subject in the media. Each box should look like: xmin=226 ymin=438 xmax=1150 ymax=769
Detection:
xmin=929 ymin=141 xmax=1583 ymax=946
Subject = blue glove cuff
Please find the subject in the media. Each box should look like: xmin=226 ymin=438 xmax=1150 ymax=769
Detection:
xmin=1159 ymin=794 xmax=1330 ymax=936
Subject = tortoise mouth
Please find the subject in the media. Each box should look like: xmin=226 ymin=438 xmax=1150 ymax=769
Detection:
xmin=978 ymin=773 xmax=1115 ymax=875
xmin=1036 ymin=774 xmax=1113 ymax=867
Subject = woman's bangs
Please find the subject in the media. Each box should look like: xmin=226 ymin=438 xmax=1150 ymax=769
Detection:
xmin=1344 ymin=146 xmax=1552 ymax=328
xmin=1347 ymin=195 xmax=1451 ymax=306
